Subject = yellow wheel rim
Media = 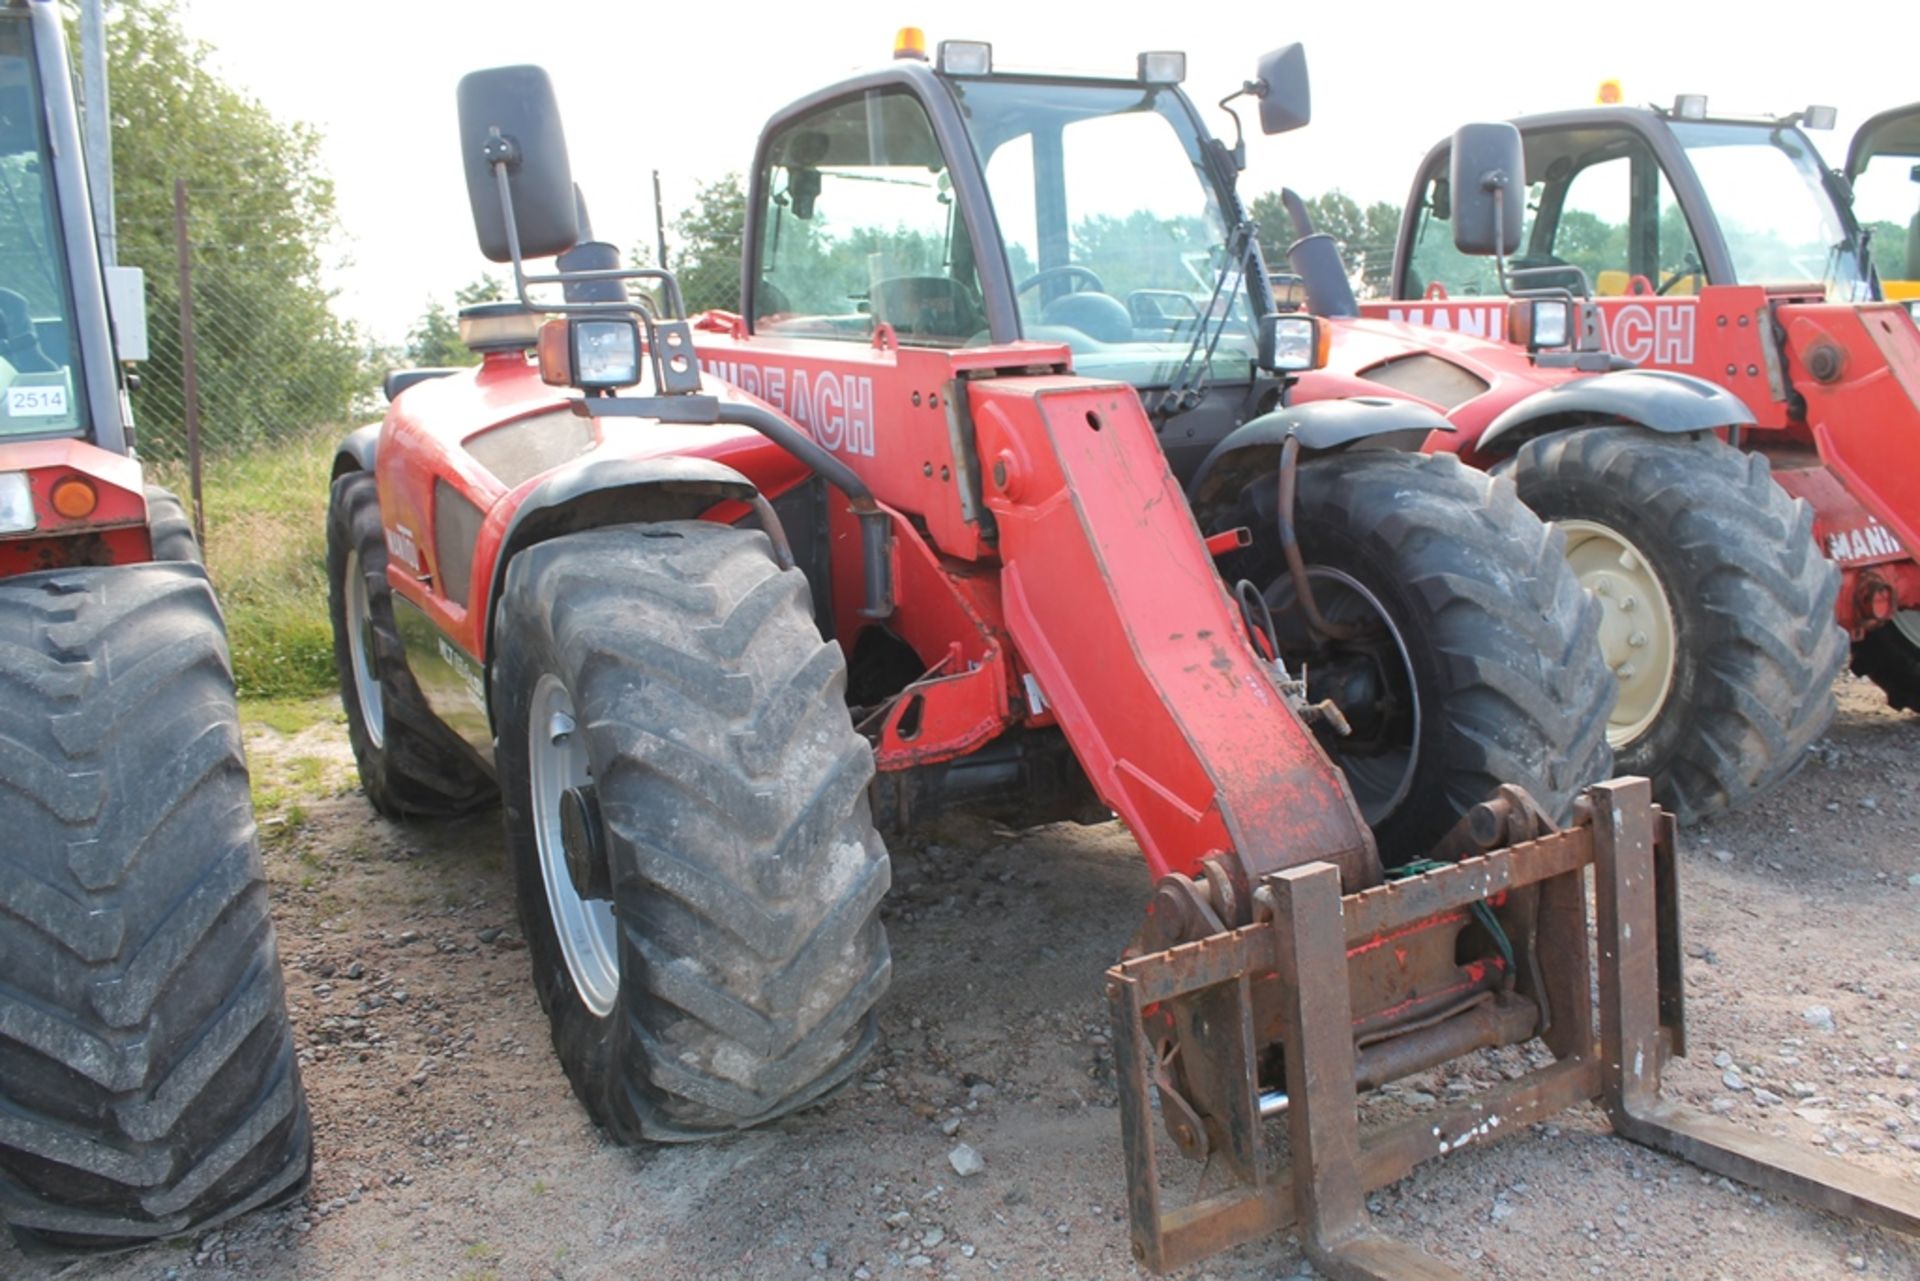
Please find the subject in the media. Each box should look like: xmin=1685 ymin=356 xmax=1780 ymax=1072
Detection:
xmin=1559 ymin=520 xmax=1678 ymax=748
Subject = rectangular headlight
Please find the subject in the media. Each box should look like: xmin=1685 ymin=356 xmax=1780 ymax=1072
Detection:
xmin=1673 ymin=94 xmax=1708 ymax=121
xmin=938 ymin=40 xmax=993 ymax=76
xmin=573 ymin=319 xmax=641 ymax=389
xmin=1907 ymin=300 xmax=1920 ymax=327
xmin=1532 ymin=300 xmax=1571 ymax=348
xmin=0 ymin=472 xmax=35 ymax=535
xmin=1137 ymin=51 xmax=1186 ymax=85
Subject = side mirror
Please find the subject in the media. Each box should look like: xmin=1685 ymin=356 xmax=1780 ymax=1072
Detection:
xmin=457 ymin=65 xmax=579 ymax=263
xmin=1258 ymin=313 xmax=1325 ymax=373
xmin=1253 ymin=44 xmax=1310 ymax=136
xmin=1448 ymin=122 xmax=1526 ymax=256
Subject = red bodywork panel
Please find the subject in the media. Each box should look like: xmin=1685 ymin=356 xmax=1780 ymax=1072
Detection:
xmin=1357 ymin=287 xmax=1920 ymax=634
xmin=385 ymin=326 xmax=1378 ymax=886
xmin=1293 ymin=315 xmax=1585 ymax=470
xmin=0 ymin=437 xmax=153 ymax=577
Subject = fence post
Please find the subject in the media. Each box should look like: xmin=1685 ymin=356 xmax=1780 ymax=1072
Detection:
xmin=171 ymin=178 xmax=206 ymax=550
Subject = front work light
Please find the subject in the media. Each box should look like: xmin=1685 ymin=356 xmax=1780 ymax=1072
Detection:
xmin=0 ymin=472 xmax=34 ymax=534
xmin=1137 ymin=51 xmax=1186 ymax=85
xmin=1507 ymin=299 xmax=1571 ymax=350
xmin=938 ymin=40 xmax=992 ymax=76
xmin=1673 ymin=94 xmax=1708 ymax=120
xmin=1803 ymin=105 xmax=1838 ymax=130
xmin=538 ymin=316 xmax=642 ymax=390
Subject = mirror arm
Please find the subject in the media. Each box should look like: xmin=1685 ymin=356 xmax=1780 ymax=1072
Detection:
xmin=1215 ymin=86 xmax=1251 ymax=172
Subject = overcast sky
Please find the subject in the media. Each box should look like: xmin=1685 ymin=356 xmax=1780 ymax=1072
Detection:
xmin=169 ymin=0 xmax=1916 ymax=345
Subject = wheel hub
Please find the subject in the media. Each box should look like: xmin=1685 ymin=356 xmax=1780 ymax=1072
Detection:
xmin=1560 ymin=520 xmax=1677 ymax=748
xmin=1273 ymin=567 xmax=1421 ymax=826
xmin=559 ymin=783 xmax=610 ymax=901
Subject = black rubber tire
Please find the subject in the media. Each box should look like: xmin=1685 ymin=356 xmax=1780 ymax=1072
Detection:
xmin=326 ymin=472 xmax=494 ymax=819
xmin=1223 ymin=451 xmax=1615 ymax=865
xmin=1850 ymin=616 xmax=1920 ymax=713
xmin=1511 ymin=428 xmax=1846 ymax=823
xmin=494 ymin=521 xmax=891 ymax=1141
xmin=0 ymin=563 xmax=309 ymax=1250
xmin=144 ymin=487 xmax=201 ymax=565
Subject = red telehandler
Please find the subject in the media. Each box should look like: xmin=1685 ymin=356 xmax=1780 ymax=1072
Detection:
xmin=332 ymin=36 xmax=1919 ymax=1278
xmin=0 ymin=0 xmax=308 ymax=1251
xmin=1366 ymin=100 xmax=1920 ymax=780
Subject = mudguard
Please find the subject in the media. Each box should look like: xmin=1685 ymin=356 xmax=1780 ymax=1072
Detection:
xmin=482 ymin=453 xmax=765 ymax=661
xmin=1477 ymin=368 xmax=1754 ymax=455
xmin=331 ymin=423 xmax=381 ymax=480
xmin=1187 ymin=396 xmax=1454 ymax=513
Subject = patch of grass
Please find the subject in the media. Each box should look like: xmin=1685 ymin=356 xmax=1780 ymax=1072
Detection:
xmin=149 ymin=429 xmax=339 ymax=699
xmin=241 ymin=695 xmax=341 ymax=736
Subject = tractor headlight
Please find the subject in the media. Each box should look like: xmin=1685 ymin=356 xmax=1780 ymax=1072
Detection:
xmin=0 ymin=472 xmax=35 ymax=534
xmin=538 ymin=316 xmax=643 ymax=391
xmin=1506 ymin=299 xmax=1571 ymax=350
xmin=1261 ymin=314 xmax=1325 ymax=372
xmin=1532 ymin=300 xmax=1570 ymax=348
xmin=1908 ymin=300 xmax=1920 ymax=328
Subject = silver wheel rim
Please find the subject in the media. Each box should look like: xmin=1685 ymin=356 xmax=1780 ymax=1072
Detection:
xmin=343 ymin=547 xmax=386 ymax=749
xmin=1276 ymin=567 xmax=1422 ymax=825
xmin=529 ymin=673 xmax=619 ymax=1018
xmin=1894 ymin=610 xmax=1920 ymax=649
xmin=1559 ymin=520 xmax=1678 ymax=748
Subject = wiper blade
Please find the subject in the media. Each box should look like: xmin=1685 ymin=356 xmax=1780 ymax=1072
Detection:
xmin=1152 ymin=221 xmax=1253 ymax=420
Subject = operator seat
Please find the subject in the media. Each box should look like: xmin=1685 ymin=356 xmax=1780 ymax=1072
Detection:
xmin=871 ymin=276 xmax=985 ymax=342
xmin=0 ymin=288 xmax=57 ymax=373
xmin=1041 ymin=291 xmax=1132 ymax=343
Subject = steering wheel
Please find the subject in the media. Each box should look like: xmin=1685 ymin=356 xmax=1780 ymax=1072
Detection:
xmin=1016 ymin=265 xmax=1107 ymax=298
xmin=1655 ymin=257 xmax=1704 ymax=295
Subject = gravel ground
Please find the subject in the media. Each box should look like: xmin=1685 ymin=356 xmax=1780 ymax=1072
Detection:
xmin=6 ymin=674 xmax=1918 ymax=1281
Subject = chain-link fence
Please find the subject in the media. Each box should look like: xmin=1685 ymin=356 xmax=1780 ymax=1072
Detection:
xmin=118 ymin=181 xmax=372 ymax=699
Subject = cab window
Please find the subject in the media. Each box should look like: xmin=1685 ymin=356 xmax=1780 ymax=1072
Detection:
xmin=1406 ymin=131 xmax=1705 ymax=299
xmin=0 ymin=19 xmax=87 ymax=436
xmin=753 ymin=89 xmax=985 ymax=346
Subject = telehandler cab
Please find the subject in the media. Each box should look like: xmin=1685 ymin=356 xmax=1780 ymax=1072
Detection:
xmin=332 ymin=35 xmax=1919 ymax=1278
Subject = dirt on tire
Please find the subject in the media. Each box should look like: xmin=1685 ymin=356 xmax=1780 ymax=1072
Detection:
xmin=7 ymin=673 xmax=1917 ymax=1280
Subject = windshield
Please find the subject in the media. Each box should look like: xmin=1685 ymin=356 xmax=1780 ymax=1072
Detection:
xmin=949 ymin=77 xmax=1258 ymax=390
xmin=0 ymin=18 xmax=86 ymax=436
xmin=1672 ymin=120 xmax=1869 ymax=300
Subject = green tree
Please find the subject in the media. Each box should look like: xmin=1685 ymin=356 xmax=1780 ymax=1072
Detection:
xmin=1865 ymin=219 xmax=1915 ymax=283
xmin=90 ymin=0 xmax=364 ymax=457
xmin=668 ymin=172 xmax=747 ymax=314
xmin=404 ymin=276 xmax=505 ymax=368
xmin=1250 ymin=189 xmax=1402 ymax=297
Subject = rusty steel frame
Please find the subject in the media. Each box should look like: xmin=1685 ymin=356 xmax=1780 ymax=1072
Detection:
xmin=1106 ymin=778 xmax=1920 ymax=1278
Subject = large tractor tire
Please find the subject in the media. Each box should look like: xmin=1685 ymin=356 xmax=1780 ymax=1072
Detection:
xmin=1224 ymin=451 xmax=1615 ymax=866
xmin=493 ymin=521 xmax=891 ymax=1141
xmin=326 ymin=472 xmax=494 ymax=819
xmin=144 ymin=486 xmax=200 ymax=565
xmin=1510 ymin=428 xmax=1845 ymax=823
xmin=1851 ymin=612 xmax=1920 ymax=713
xmin=0 ymin=563 xmax=310 ymax=1249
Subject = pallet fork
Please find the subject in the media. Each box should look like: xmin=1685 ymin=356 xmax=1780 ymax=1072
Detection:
xmin=1107 ymin=778 xmax=1920 ymax=1278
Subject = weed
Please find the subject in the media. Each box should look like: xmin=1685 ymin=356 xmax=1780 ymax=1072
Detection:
xmin=150 ymin=429 xmax=340 ymax=699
